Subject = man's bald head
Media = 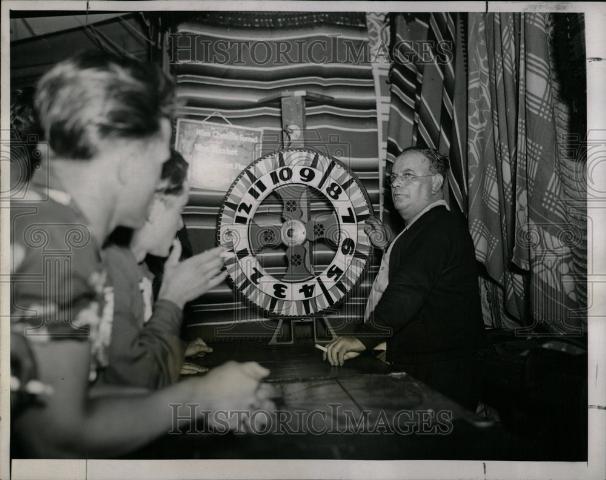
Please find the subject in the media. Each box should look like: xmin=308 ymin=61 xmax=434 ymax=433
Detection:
xmin=396 ymin=147 xmax=450 ymax=178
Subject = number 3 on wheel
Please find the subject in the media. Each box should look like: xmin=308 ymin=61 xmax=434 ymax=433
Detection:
xmin=218 ymin=148 xmax=374 ymax=317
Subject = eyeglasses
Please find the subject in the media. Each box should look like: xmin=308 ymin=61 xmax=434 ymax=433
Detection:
xmin=389 ymin=172 xmax=435 ymax=185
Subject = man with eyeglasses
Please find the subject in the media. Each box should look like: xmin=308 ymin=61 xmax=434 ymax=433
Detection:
xmin=324 ymin=147 xmax=484 ymax=411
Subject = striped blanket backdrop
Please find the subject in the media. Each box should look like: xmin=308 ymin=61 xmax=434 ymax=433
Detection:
xmin=170 ymin=12 xmax=381 ymax=340
xmin=384 ymin=12 xmax=468 ymax=235
xmin=366 ymin=12 xmax=391 ymax=217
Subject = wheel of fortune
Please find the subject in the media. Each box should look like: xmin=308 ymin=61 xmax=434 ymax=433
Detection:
xmin=217 ymin=148 xmax=374 ymax=317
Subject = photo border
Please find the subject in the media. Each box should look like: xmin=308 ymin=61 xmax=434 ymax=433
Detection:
xmin=1 ymin=1 xmax=604 ymax=479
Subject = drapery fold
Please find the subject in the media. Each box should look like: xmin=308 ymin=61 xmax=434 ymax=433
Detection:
xmin=467 ymin=13 xmax=528 ymax=323
xmin=467 ymin=12 xmax=583 ymax=331
xmin=386 ymin=13 xmax=468 ymax=233
xmin=387 ymin=12 xmax=585 ymax=331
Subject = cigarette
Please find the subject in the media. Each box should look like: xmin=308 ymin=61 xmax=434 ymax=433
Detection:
xmin=315 ymin=344 xmax=328 ymax=352
xmin=219 ymin=250 xmax=233 ymax=259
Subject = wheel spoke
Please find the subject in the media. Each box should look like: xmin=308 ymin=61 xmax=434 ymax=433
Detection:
xmin=249 ymin=220 xmax=282 ymax=253
xmin=276 ymin=185 xmax=310 ymax=222
xmin=283 ymin=243 xmax=314 ymax=282
xmin=306 ymin=212 xmax=340 ymax=247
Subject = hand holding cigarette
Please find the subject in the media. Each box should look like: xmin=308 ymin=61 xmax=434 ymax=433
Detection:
xmin=321 ymin=337 xmax=366 ymax=366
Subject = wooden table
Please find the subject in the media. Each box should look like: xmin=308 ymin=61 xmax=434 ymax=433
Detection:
xmin=131 ymin=341 xmax=520 ymax=460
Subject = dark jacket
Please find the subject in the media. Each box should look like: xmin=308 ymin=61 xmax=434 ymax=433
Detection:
xmin=356 ymin=205 xmax=484 ymax=366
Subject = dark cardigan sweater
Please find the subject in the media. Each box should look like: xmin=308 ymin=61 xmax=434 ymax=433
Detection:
xmin=355 ymin=205 xmax=484 ymax=366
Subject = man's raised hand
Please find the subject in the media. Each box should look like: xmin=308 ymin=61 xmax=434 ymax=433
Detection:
xmin=159 ymin=240 xmax=228 ymax=309
xmin=363 ymin=216 xmax=392 ymax=250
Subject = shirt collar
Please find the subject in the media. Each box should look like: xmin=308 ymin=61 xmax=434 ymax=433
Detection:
xmin=405 ymin=199 xmax=449 ymax=230
xmin=29 ymin=164 xmax=102 ymax=249
xmin=388 ymin=200 xmax=450 ymax=250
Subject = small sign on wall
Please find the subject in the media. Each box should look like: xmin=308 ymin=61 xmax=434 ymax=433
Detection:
xmin=175 ymin=118 xmax=263 ymax=192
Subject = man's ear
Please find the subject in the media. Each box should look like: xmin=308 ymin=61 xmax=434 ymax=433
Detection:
xmin=113 ymin=141 xmax=140 ymax=186
xmin=115 ymin=151 xmax=136 ymax=186
xmin=431 ymin=173 xmax=444 ymax=193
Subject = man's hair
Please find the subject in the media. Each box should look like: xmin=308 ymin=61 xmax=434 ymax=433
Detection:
xmin=34 ymin=51 xmax=175 ymax=160
xmin=159 ymin=149 xmax=189 ymax=196
xmin=398 ymin=147 xmax=450 ymax=178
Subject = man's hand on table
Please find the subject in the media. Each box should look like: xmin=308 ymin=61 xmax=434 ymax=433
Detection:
xmin=324 ymin=336 xmax=367 ymax=366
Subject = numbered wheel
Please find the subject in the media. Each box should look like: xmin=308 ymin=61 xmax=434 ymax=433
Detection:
xmin=217 ymin=148 xmax=373 ymax=317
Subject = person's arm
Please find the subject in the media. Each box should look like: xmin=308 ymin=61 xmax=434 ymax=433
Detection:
xmin=354 ymin=228 xmax=450 ymax=350
xmin=13 ymin=237 xmax=263 ymax=458
xmin=140 ymin=299 xmax=186 ymax=384
xmin=101 ymin=246 xmax=184 ymax=389
xmin=326 ymin=228 xmax=451 ymax=366
xmin=15 ymin=340 xmax=269 ymax=458
xmin=103 ymin=243 xmax=225 ymax=389
xmin=104 ymin=295 xmax=185 ymax=389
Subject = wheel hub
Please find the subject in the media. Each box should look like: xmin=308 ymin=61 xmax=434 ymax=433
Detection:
xmin=281 ymin=219 xmax=307 ymax=246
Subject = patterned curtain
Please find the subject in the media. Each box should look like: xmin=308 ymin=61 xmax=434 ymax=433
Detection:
xmin=387 ymin=12 xmax=586 ymax=332
xmin=467 ymin=12 xmax=585 ymax=332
